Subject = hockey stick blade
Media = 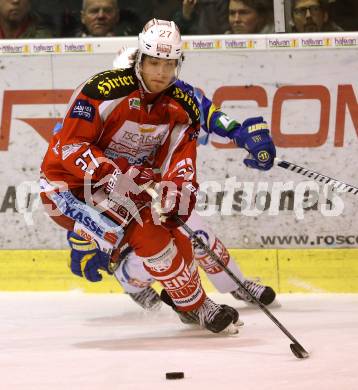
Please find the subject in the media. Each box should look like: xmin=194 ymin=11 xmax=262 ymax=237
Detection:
xmin=176 ymin=216 xmax=309 ymax=359
xmin=290 ymin=343 xmax=309 ymax=359
xmin=275 ymin=158 xmax=358 ymax=194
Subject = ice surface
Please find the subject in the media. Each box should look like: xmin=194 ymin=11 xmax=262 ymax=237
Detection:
xmin=0 ymin=293 xmax=357 ymax=390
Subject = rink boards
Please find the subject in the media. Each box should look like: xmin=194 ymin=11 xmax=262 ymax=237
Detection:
xmin=0 ymin=249 xmax=357 ymax=293
xmin=0 ymin=34 xmax=358 ymax=293
xmin=1 ymin=33 xmax=358 ymax=251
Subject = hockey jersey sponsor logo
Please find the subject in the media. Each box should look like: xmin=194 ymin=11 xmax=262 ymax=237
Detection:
xmin=195 ymin=237 xmax=230 ymax=274
xmin=75 ymin=228 xmax=94 ymax=242
xmin=162 ymin=265 xmax=192 ymax=289
xmin=70 ymin=99 xmax=95 ymax=122
xmin=49 ymin=191 xmax=122 ymax=243
xmin=64 ymin=205 xmax=105 ymax=236
xmin=163 ymin=267 xmax=203 ymax=307
xmin=139 ymin=126 xmax=156 ymax=134
xmin=104 ymin=232 xmax=119 ymax=245
xmin=144 ymin=240 xmax=177 ymax=273
xmin=122 ymin=130 xmax=166 ymax=144
xmin=129 ymin=97 xmax=140 ymax=110
xmin=172 ymin=87 xmax=200 ymax=122
xmin=75 ymin=227 xmax=119 ymax=246
xmin=105 ymin=121 xmax=169 ymax=163
xmin=192 ymin=230 xmax=210 ymax=257
xmin=171 ymin=284 xmax=202 ymax=306
xmin=111 ymin=121 xmax=169 ymax=145
xmin=62 ymin=143 xmax=86 ymax=160
xmin=104 ymin=148 xmax=151 ymax=166
xmin=169 ymin=282 xmax=202 ymax=306
xmin=97 ymin=75 xmax=135 ymax=96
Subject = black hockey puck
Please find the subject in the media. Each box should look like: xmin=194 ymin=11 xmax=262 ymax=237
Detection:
xmin=165 ymin=372 xmax=184 ymax=380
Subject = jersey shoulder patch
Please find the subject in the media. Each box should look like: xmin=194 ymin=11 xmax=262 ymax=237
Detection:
xmin=82 ymin=68 xmax=138 ymax=100
xmin=168 ymin=84 xmax=200 ymax=125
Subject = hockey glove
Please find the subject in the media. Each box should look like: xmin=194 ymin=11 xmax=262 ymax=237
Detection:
xmin=159 ymin=179 xmax=198 ymax=230
xmin=104 ymin=157 xmax=158 ymax=204
xmin=230 ymin=117 xmax=276 ymax=171
xmin=67 ymin=231 xmax=112 ymax=282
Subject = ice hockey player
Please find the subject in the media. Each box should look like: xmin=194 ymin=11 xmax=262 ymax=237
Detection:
xmin=40 ymin=19 xmax=248 ymax=334
xmin=64 ymin=25 xmax=278 ymax=324
xmin=80 ymin=47 xmax=277 ymax=314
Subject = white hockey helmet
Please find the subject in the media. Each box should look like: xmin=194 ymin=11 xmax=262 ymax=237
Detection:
xmin=135 ymin=19 xmax=184 ymax=92
xmin=138 ymin=19 xmax=183 ymax=60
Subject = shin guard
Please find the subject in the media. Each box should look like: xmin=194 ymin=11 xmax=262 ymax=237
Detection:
xmin=142 ymin=239 xmax=206 ymax=311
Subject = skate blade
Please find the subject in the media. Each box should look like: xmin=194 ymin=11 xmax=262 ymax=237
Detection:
xmin=222 ymin=322 xmax=240 ymax=335
xmin=235 ymin=319 xmax=244 ymax=327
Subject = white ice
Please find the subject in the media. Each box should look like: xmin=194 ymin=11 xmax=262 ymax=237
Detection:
xmin=0 ymin=293 xmax=357 ymax=390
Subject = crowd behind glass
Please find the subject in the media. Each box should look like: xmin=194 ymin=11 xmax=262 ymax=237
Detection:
xmin=0 ymin=0 xmax=356 ymax=40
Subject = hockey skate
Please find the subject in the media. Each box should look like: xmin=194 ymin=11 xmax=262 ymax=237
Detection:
xmin=231 ymin=280 xmax=276 ymax=306
xmin=128 ymin=286 xmax=162 ymax=311
xmin=160 ymin=289 xmax=242 ymax=334
xmin=194 ymin=296 xmax=240 ymax=334
xmin=160 ymin=289 xmax=199 ymax=324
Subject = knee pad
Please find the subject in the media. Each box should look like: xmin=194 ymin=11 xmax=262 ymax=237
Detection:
xmin=114 ymin=249 xmax=155 ymax=293
xmin=142 ymin=239 xmax=178 ymax=274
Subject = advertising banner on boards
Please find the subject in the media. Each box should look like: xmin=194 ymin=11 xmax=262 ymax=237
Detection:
xmin=0 ymin=34 xmax=357 ymax=249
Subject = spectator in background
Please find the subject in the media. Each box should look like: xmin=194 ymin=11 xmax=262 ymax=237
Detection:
xmin=226 ymin=0 xmax=274 ymax=34
xmin=0 ymin=0 xmax=53 ymax=38
xmin=173 ymin=0 xmax=230 ymax=34
xmin=75 ymin=0 xmax=138 ymax=37
xmin=76 ymin=0 xmax=118 ymax=37
xmin=291 ymin=0 xmax=343 ymax=32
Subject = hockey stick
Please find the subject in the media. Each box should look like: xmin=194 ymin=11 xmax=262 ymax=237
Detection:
xmin=146 ymin=187 xmax=309 ymax=359
xmin=177 ymin=218 xmax=309 ymax=359
xmin=275 ymin=157 xmax=358 ymax=194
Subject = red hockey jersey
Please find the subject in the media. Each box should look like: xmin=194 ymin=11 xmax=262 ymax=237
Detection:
xmin=40 ymin=67 xmax=201 ymax=192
